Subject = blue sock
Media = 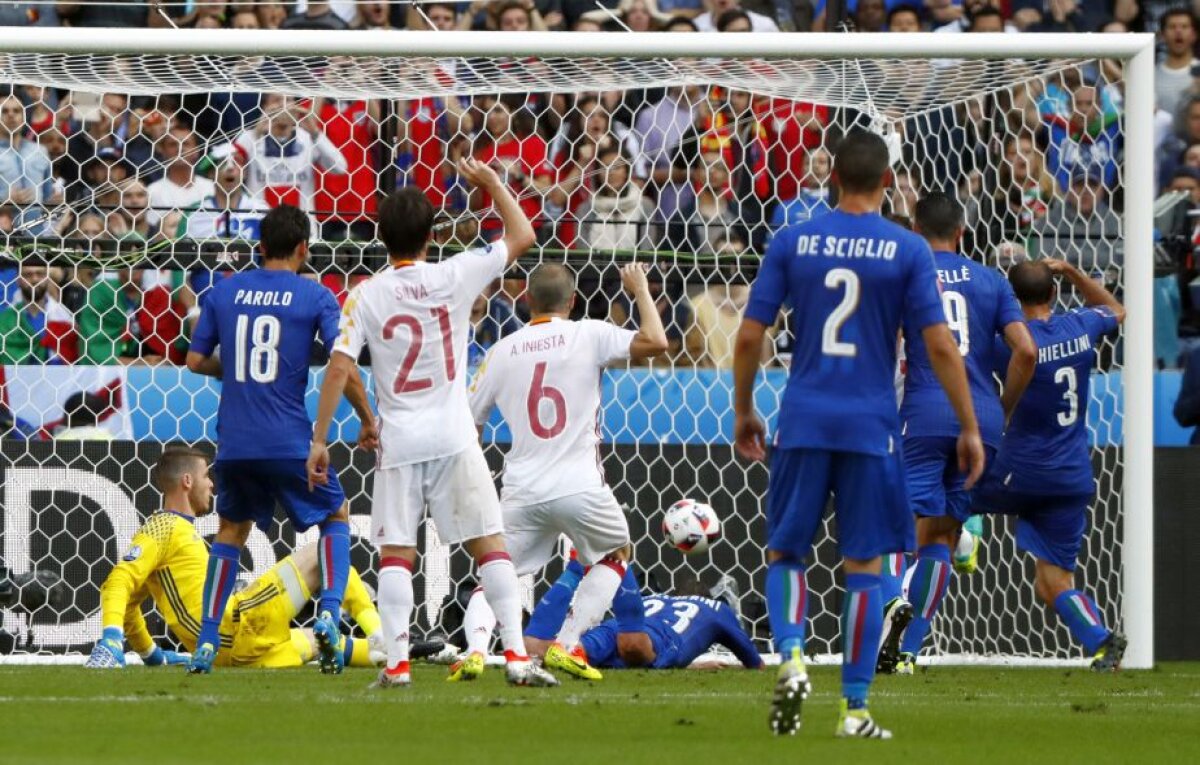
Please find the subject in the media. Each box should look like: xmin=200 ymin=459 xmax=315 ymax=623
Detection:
xmin=879 ymin=552 xmax=906 ymax=606
xmin=197 ymin=542 xmax=240 ymax=651
xmin=900 ymin=544 xmax=953 ymax=657
xmin=766 ymin=559 xmax=807 ymax=658
xmin=317 ymin=520 xmax=351 ymax=623
xmin=842 ymin=572 xmax=882 ymax=710
xmin=525 ymin=558 xmax=585 ymax=640
xmin=1054 ymin=590 xmax=1110 ymax=655
xmin=613 ymin=565 xmax=645 ymax=632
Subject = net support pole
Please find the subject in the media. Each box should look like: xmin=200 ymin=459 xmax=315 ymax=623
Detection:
xmin=1122 ymin=40 xmax=1155 ymax=670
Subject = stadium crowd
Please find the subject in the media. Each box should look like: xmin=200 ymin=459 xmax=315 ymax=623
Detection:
xmin=0 ymin=0 xmax=1197 ymax=427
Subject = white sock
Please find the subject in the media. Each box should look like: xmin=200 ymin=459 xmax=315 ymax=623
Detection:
xmin=478 ymin=553 xmax=526 ymax=661
xmin=558 ymin=559 xmax=624 ymax=650
xmin=378 ymin=560 xmax=413 ymax=671
xmin=463 ymin=587 xmax=497 ymax=656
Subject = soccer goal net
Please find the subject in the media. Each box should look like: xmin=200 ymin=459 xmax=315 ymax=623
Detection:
xmin=0 ymin=29 xmax=1153 ymax=667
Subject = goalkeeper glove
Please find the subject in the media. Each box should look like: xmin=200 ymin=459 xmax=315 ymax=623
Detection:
xmin=84 ymin=627 xmax=127 ymax=669
xmin=141 ymin=645 xmax=189 ymax=667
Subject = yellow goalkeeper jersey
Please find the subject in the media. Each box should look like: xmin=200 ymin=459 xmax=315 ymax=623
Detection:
xmin=98 ymin=510 xmax=231 ymax=655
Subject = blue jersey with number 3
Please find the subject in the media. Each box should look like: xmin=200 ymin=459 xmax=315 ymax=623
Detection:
xmin=745 ymin=209 xmax=945 ymax=455
xmin=989 ymin=307 xmax=1119 ymax=495
xmin=581 ymin=595 xmax=762 ymax=669
xmin=901 ymin=250 xmax=1024 ymax=447
xmin=190 ymin=269 xmax=341 ymax=462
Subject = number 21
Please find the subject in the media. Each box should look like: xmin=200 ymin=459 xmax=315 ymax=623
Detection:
xmin=382 ymin=306 xmax=456 ymax=394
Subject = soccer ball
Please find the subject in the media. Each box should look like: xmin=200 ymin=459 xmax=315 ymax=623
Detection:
xmin=661 ymin=499 xmax=721 ymax=555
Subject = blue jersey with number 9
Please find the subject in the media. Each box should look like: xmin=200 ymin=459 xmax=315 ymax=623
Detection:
xmin=190 ymin=268 xmax=341 ymax=462
xmin=744 ymin=209 xmax=945 ymax=456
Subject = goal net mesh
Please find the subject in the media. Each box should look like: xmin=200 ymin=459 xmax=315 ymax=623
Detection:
xmin=0 ymin=47 xmax=1124 ymax=663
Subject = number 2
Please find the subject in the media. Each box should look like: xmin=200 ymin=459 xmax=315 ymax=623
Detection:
xmin=822 ymin=268 xmax=859 ymax=357
xmin=1055 ymin=366 xmax=1078 ymax=426
xmin=643 ymin=598 xmax=701 ymax=634
xmin=383 ymin=306 xmax=456 ymax=394
xmin=526 ymin=361 xmax=567 ymax=439
xmin=942 ymin=291 xmax=970 ymax=356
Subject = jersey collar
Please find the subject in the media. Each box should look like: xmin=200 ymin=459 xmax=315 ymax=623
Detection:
xmin=161 ymin=509 xmax=197 ymax=524
xmin=529 ymin=316 xmax=561 ymax=326
xmin=394 ymin=260 xmax=419 ymax=269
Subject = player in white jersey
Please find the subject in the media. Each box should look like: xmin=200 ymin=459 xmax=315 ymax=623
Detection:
xmin=307 ymin=158 xmax=557 ymax=688
xmin=452 ymin=263 xmax=669 ymax=682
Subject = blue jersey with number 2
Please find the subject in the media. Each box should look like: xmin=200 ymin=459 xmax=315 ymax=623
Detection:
xmin=744 ymin=209 xmax=945 ymax=455
xmin=190 ymin=269 xmax=340 ymax=462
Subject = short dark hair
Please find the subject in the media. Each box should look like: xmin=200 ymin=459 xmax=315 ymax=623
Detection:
xmin=887 ymin=3 xmax=921 ymax=26
xmin=833 ymin=129 xmax=891 ymax=194
xmin=153 ymin=446 xmax=210 ymax=492
xmin=1009 ymin=260 xmax=1055 ymax=306
xmin=914 ymin=192 xmax=965 ymax=241
xmin=527 ymin=264 xmax=575 ymax=314
xmin=968 ymin=5 xmax=1003 ymax=29
xmin=665 ymin=15 xmax=698 ymax=31
xmin=715 ymin=8 xmax=751 ymax=31
xmin=1161 ymin=7 xmax=1197 ymax=34
xmin=379 ymin=188 xmax=435 ymax=257
xmin=259 ymin=204 xmax=310 ymax=260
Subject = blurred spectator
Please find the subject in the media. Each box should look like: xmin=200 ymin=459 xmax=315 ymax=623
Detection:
xmin=656 ymin=0 xmax=704 ymax=17
xmin=1032 ymin=167 xmax=1122 ymax=272
xmin=694 ymin=0 xmax=778 ymax=31
xmin=888 ymin=166 xmax=920 ymax=222
xmin=107 ymin=179 xmax=159 ymax=241
xmin=0 ymin=2 xmax=57 ymax=26
xmin=717 ymin=8 xmax=753 ymax=30
xmin=147 ymin=125 xmax=214 ymax=228
xmin=353 ymin=1 xmax=394 ymax=28
xmin=1156 ymin=9 xmax=1199 ymax=118
xmin=1174 ymin=345 xmax=1200 ymax=444
xmin=77 ymin=268 xmax=187 ymax=366
xmin=852 ymin=0 xmax=886 ymax=32
xmin=575 ymin=146 xmax=652 ymax=251
xmin=282 ymin=1 xmax=350 ymax=30
xmin=1168 ymin=166 xmax=1200 ymax=204
xmin=174 ymin=159 xmax=267 ymax=240
xmin=55 ymin=392 xmax=114 ymax=441
xmin=769 ymin=146 xmax=832 ymax=231
xmin=230 ymin=9 xmax=260 ymax=29
xmin=887 ymin=4 xmax=923 ymax=31
xmin=562 ymin=0 xmax=619 ymax=28
xmin=1160 ymin=96 xmax=1200 ymax=187
xmin=257 ymin=2 xmax=287 ymax=28
xmin=634 ymin=86 xmax=697 ymax=182
xmin=398 ymin=90 xmax=472 ymax=209
xmin=685 ymin=151 xmax=739 ymax=255
xmin=56 ymin=0 xmax=150 ymax=27
xmin=471 ymin=97 xmax=553 ymax=238
xmin=581 ymin=0 xmax=671 ymax=29
xmin=974 ymin=133 xmax=1053 ymax=251
xmin=0 ymin=264 xmax=75 ymax=365
xmin=685 ymin=281 xmax=762 ymax=368
xmin=468 ymin=286 xmax=525 ymax=370
xmin=663 ymin=14 xmax=699 ymax=30
xmin=409 ymin=1 xmax=459 ymax=31
xmin=611 ymin=278 xmax=690 ymax=363
xmin=313 ymin=98 xmax=379 ymax=241
xmin=964 ymin=4 xmax=1005 ymax=32
xmin=754 ymin=94 xmax=827 ymax=220
xmin=0 ymin=93 xmax=54 ymax=234
xmin=232 ymin=94 xmax=348 ymax=214
xmin=1045 ymin=81 xmax=1122 ymax=192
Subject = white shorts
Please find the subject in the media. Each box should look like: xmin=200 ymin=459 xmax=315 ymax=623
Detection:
xmin=504 ymin=487 xmax=631 ymax=575
xmin=371 ymin=444 xmax=503 ymax=548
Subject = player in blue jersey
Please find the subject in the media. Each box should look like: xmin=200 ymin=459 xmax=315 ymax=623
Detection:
xmin=522 ymin=563 xmax=763 ymax=671
xmin=183 ymin=204 xmax=376 ymax=675
xmin=876 ymin=193 xmax=1037 ymax=675
xmin=733 ymin=130 xmax=986 ymax=739
xmin=973 ymin=258 xmax=1127 ymax=670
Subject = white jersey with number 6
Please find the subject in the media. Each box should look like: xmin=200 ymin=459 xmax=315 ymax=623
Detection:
xmin=469 ymin=317 xmax=635 ymax=506
xmin=334 ymin=241 xmax=508 ymax=468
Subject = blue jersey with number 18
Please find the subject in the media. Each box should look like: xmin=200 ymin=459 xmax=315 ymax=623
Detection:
xmin=744 ymin=209 xmax=945 ymax=456
xmin=190 ymin=269 xmax=340 ymax=462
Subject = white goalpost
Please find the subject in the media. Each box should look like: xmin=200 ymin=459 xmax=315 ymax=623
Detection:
xmin=0 ymin=29 xmax=1154 ymax=669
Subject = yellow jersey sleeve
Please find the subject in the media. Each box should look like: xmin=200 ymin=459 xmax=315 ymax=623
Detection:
xmin=99 ymin=513 xmax=176 ymax=645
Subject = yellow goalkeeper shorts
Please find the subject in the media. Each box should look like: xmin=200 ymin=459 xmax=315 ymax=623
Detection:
xmin=222 ymin=558 xmax=310 ymax=668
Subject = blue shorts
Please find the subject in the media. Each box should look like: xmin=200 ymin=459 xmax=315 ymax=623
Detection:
xmin=903 ymin=436 xmax=995 ymax=523
xmin=214 ymin=459 xmax=345 ymax=533
xmin=972 ymin=487 xmax=1091 ymax=572
xmin=766 ymin=448 xmax=914 ymax=561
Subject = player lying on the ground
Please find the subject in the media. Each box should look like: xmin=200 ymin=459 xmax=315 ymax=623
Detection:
xmin=185 ymin=204 xmax=378 ymax=675
xmin=84 ymin=447 xmax=382 ymax=670
xmin=876 ymin=193 xmax=1036 ymax=675
xmin=454 ymin=262 xmax=669 ymax=683
xmin=515 ymin=559 xmax=762 ymax=670
xmin=972 ymin=259 xmax=1127 ymax=671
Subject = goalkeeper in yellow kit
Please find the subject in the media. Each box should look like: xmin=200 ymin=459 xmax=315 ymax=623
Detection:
xmin=84 ymin=447 xmax=381 ymax=669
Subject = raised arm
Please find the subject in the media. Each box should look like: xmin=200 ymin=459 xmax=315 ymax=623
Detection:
xmin=922 ymin=323 xmax=986 ymax=488
xmin=1000 ymin=320 xmax=1037 ymax=420
xmin=1046 ymin=259 xmax=1126 ymax=324
xmin=456 ymin=157 xmax=535 ymax=266
xmin=621 ymin=264 xmax=670 ymax=361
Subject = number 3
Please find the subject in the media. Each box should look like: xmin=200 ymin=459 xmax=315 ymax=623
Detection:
xmin=1055 ymin=366 xmax=1079 ymax=426
xmin=822 ymin=268 xmax=859 ymax=357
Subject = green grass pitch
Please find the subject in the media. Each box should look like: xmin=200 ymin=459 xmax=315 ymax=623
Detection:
xmin=2 ymin=663 xmax=1197 ymax=764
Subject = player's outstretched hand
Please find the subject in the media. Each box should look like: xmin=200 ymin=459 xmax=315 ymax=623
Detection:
xmin=620 ymin=262 xmax=651 ymax=296
xmin=142 ymin=646 xmax=189 ymax=667
xmin=957 ymin=428 xmax=987 ymax=490
xmin=357 ymin=421 xmax=380 ymax=452
xmin=83 ymin=628 xmax=126 ymax=669
xmin=734 ymin=412 xmax=767 ymax=462
xmin=307 ymin=441 xmax=331 ymax=491
xmin=457 ymin=157 xmax=503 ymax=190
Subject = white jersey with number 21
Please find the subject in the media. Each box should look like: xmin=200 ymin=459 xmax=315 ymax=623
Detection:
xmin=469 ymin=317 xmax=635 ymax=507
xmin=334 ymin=241 xmax=508 ymax=468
